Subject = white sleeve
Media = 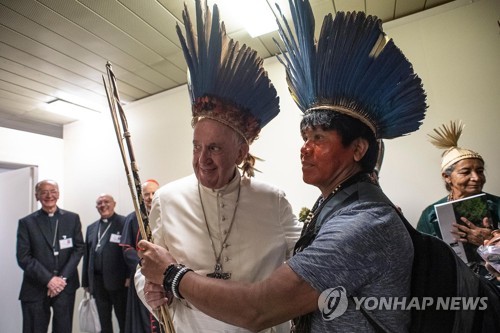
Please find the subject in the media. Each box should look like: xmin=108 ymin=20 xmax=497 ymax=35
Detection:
xmin=135 ymin=192 xmax=164 ymax=317
xmin=134 ymin=266 xmax=156 ymax=316
xmin=279 ymin=191 xmax=303 ymax=259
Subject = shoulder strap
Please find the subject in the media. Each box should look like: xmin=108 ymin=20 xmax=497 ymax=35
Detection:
xmin=358 ymin=301 xmax=393 ymax=333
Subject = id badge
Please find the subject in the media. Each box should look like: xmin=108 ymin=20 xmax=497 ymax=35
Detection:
xmin=110 ymin=233 xmax=121 ymax=243
xmin=59 ymin=237 xmax=73 ymax=249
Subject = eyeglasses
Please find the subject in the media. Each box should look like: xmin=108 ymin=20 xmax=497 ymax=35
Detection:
xmin=39 ymin=190 xmax=59 ymax=196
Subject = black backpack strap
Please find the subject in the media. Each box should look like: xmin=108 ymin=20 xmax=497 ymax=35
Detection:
xmin=357 ymin=301 xmax=393 ymax=333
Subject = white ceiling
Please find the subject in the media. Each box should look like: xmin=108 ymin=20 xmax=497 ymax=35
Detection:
xmin=0 ymin=0 xmax=456 ymax=138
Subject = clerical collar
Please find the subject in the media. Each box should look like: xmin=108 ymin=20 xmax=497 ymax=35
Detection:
xmin=101 ymin=212 xmax=115 ymax=223
xmin=199 ymin=169 xmax=240 ymax=195
xmin=41 ymin=208 xmax=58 ymax=217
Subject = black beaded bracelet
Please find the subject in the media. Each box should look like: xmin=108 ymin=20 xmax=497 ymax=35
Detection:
xmin=172 ymin=266 xmax=193 ymax=299
xmin=162 ymin=264 xmax=179 ymax=294
xmin=162 ymin=263 xmax=193 ymax=299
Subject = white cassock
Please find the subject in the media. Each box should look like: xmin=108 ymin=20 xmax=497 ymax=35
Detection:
xmin=136 ymin=172 xmax=302 ymax=332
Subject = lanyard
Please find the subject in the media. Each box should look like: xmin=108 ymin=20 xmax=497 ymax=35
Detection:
xmin=96 ymin=221 xmax=112 ymax=251
xmin=51 ymin=218 xmax=60 ymax=275
xmin=51 ymin=219 xmax=59 ymax=256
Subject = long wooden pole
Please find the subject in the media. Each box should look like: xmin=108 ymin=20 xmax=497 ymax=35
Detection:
xmin=103 ymin=61 xmax=175 ymax=333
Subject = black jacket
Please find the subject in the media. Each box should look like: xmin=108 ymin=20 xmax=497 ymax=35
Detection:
xmin=82 ymin=213 xmax=128 ymax=293
xmin=16 ymin=208 xmax=85 ymax=301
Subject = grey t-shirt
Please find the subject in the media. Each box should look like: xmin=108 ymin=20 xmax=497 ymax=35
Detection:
xmin=288 ymin=200 xmax=413 ymax=332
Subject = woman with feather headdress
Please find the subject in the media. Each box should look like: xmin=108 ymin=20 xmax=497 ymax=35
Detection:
xmin=417 ymin=120 xmax=500 ymax=283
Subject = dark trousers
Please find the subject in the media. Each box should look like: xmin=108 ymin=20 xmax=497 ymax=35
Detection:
xmin=21 ymin=292 xmax=75 ymax=333
xmin=94 ymin=275 xmax=128 ymax=333
xmin=125 ymin=274 xmax=160 ymax=333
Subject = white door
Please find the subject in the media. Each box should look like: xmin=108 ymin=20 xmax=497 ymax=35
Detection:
xmin=0 ymin=166 xmax=37 ymax=332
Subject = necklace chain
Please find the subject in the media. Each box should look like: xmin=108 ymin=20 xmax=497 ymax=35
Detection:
xmin=294 ymin=181 xmax=347 ymax=255
xmin=302 ymin=183 xmax=342 ymax=234
xmin=198 ymin=181 xmax=241 ymax=279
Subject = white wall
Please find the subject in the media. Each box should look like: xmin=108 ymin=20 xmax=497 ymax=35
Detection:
xmin=0 ymin=127 xmax=64 ymax=191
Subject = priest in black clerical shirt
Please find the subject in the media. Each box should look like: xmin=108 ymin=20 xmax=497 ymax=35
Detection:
xmin=82 ymin=194 xmax=128 ymax=333
xmin=17 ymin=179 xmax=85 ymax=333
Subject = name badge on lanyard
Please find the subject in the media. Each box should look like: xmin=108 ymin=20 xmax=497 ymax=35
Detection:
xmin=60 ymin=235 xmax=74 ymax=249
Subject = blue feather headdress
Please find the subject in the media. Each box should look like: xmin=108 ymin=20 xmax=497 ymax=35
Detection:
xmin=272 ymin=0 xmax=427 ymax=139
xmin=176 ymin=0 xmax=279 ymax=145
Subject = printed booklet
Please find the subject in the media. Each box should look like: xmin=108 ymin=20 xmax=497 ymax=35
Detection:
xmin=434 ymin=193 xmax=488 ymax=263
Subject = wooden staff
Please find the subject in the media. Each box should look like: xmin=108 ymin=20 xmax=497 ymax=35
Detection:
xmin=102 ymin=61 xmax=175 ymax=333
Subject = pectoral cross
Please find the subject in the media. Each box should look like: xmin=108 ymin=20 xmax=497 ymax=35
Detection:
xmin=207 ymin=262 xmax=231 ymax=280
